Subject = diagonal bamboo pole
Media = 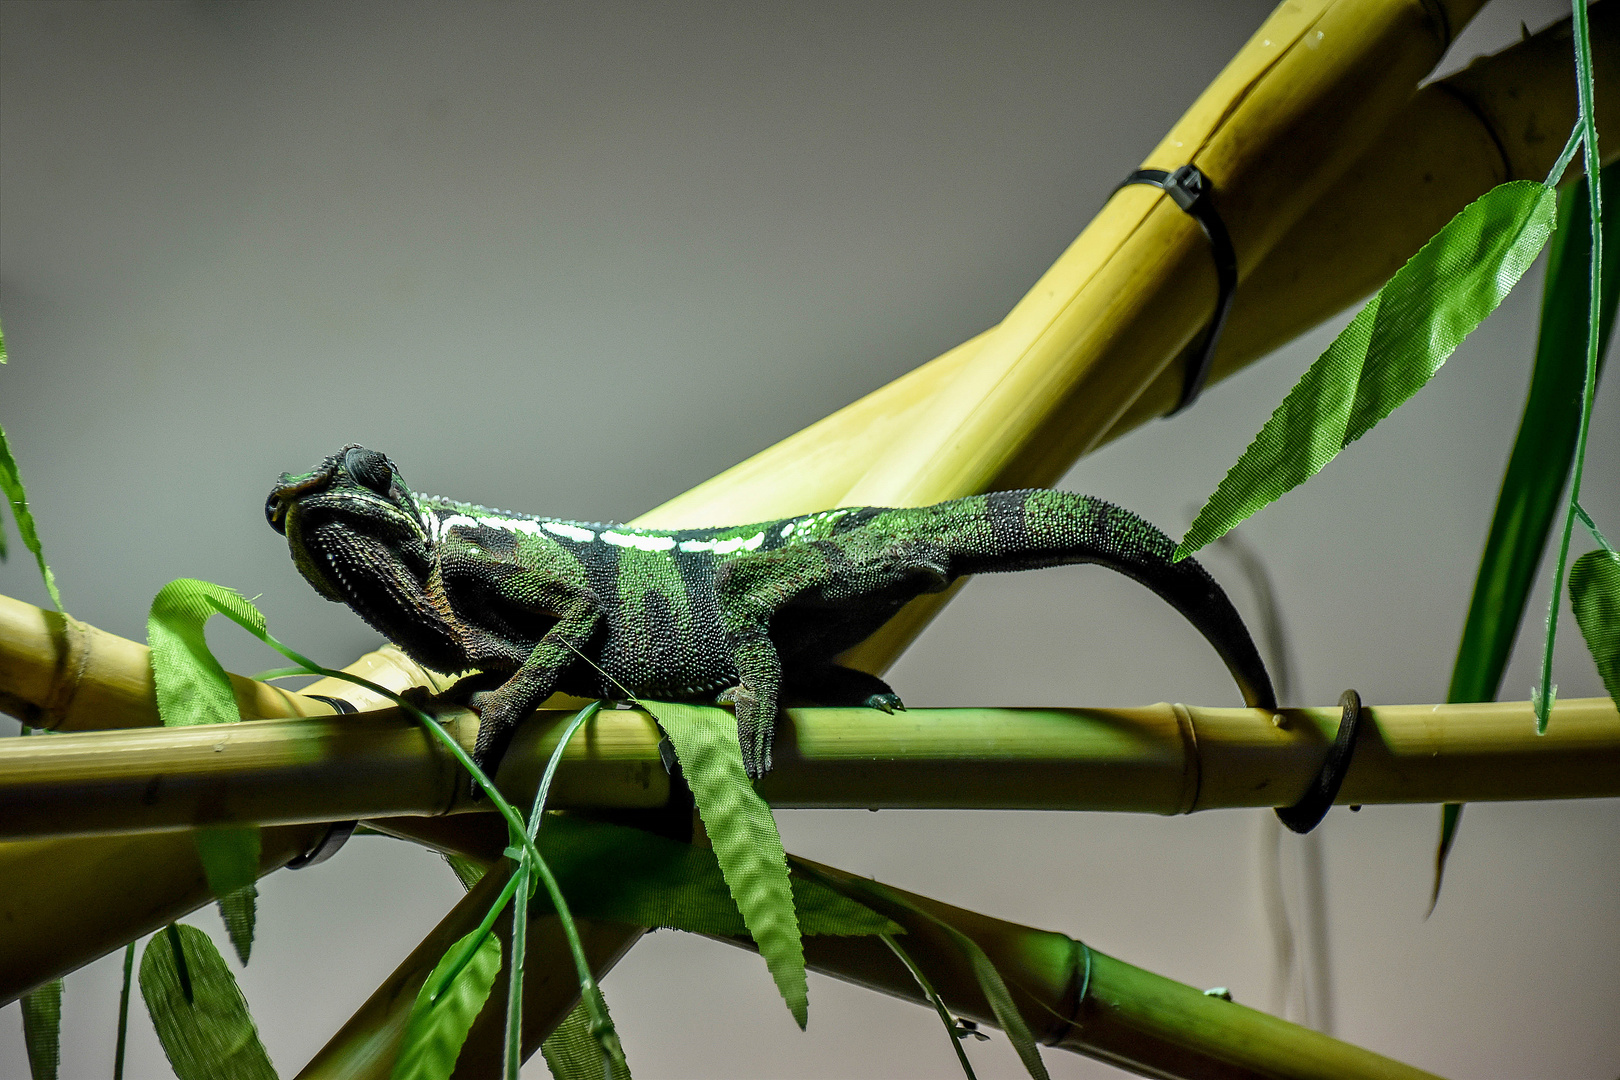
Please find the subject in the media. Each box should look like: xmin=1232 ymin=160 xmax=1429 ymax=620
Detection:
xmin=336 ymin=819 xmax=1444 ymax=1080
xmin=0 ymin=823 xmax=328 ymax=1002
xmin=290 ymin=864 xmax=643 ymax=1080
xmin=779 ymin=859 xmax=1446 ymax=1080
xmin=3 ymin=693 xmax=1615 ymax=838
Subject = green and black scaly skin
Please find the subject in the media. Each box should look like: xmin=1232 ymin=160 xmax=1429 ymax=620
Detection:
xmin=268 ymin=445 xmax=1275 ymax=779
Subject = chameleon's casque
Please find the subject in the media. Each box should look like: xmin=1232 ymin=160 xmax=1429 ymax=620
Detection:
xmin=269 ymin=445 xmax=1275 ymax=777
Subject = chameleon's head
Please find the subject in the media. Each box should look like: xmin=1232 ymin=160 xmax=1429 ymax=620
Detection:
xmin=267 ymin=445 xmax=430 ymax=604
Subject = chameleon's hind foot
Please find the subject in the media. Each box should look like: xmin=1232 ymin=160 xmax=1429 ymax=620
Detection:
xmin=863 ymin=692 xmax=905 ymax=713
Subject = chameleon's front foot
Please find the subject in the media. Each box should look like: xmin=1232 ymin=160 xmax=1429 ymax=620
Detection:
xmin=716 ymin=684 xmax=775 ymax=779
xmin=466 ymin=694 xmax=523 ymax=801
xmin=863 ymin=692 xmax=905 ymax=713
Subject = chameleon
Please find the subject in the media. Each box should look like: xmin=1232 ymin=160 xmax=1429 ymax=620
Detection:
xmin=267 ymin=444 xmax=1275 ymax=780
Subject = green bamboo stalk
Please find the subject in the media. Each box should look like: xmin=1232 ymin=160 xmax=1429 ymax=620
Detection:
xmin=370 ymin=819 xmax=1442 ymax=1080
xmin=3 ymin=698 xmax=1615 ymax=840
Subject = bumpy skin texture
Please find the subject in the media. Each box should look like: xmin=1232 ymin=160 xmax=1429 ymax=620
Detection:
xmin=268 ymin=445 xmax=1275 ymax=778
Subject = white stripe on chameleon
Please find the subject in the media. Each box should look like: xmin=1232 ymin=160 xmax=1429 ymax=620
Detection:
xmin=543 ymin=521 xmax=596 ymax=543
xmin=440 ymin=513 xmax=479 ymax=532
xmin=678 ymin=538 xmax=716 ymax=553
xmin=602 ymin=531 xmax=676 ymax=552
xmin=708 ymin=531 xmax=764 ymax=555
xmin=779 ymin=522 xmax=795 ymax=537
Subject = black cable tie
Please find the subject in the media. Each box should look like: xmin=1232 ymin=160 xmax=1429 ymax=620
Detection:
xmin=1275 ymin=689 xmax=1365 ymax=834
xmin=288 ymin=694 xmax=360 ymax=869
xmin=1114 ymin=164 xmax=1238 ymax=414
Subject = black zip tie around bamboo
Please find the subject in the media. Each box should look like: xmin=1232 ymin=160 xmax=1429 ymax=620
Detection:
xmin=1275 ymin=689 xmax=1365 ymax=834
xmin=286 ymin=694 xmax=361 ymax=868
xmin=1114 ymin=164 xmax=1237 ymax=414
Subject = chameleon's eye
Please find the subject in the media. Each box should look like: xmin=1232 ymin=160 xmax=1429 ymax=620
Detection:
xmin=344 ymin=447 xmax=394 ymax=497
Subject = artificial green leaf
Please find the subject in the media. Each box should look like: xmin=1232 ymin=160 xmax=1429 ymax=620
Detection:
xmin=1433 ymin=165 xmax=1620 ymax=910
xmin=542 ymin=997 xmax=632 ymax=1080
xmin=139 ymin=924 xmax=277 ymax=1080
xmin=444 ymin=854 xmax=487 ymax=891
xmin=1570 ymin=548 xmax=1620 ymax=707
xmin=217 ymin=884 xmax=259 ymax=966
xmin=527 ymin=814 xmax=900 ymax=938
xmin=808 ymin=871 xmax=1049 ymax=1080
xmin=392 ymin=930 xmax=503 ymax=1080
xmin=943 ymin=923 xmax=1048 ymax=1080
xmin=1178 ymin=181 xmax=1558 ymax=560
xmin=148 ymin=581 xmax=269 ymax=901
xmin=644 ymin=700 xmax=807 ymax=1027
xmin=0 ymin=424 xmax=63 ymax=610
xmin=20 ymin=979 xmax=62 ymax=1080
xmin=196 ymin=827 xmax=261 ymax=898
xmin=148 ymin=579 xmax=267 ymax=727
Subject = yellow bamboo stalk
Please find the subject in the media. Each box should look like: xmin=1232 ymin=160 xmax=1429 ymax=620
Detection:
xmin=0 ymin=823 xmax=327 ymax=1002
xmin=0 ymin=600 xmax=457 ymax=1004
xmin=7 ymin=697 xmax=1614 ymax=838
xmin=0 ymin=592 xmax=331 ymax=730
xmin=644 ymin=0 xmax=1489 ymax=531
xmin=1101 ymin=5 xmax=1620 ymax=445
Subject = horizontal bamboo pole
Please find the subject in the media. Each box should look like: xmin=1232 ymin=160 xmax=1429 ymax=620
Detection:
xmin=5 ymin=697 xmax=1614 ymax=838
xmin=0 ymin=822 xmax=327 ymax=1003
xmin=0 ymin=597 xmax=458 ymax=1000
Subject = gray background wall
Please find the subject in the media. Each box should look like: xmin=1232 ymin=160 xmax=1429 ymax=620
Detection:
xmin=2 ymin=1 xmax=1616 ymax=1077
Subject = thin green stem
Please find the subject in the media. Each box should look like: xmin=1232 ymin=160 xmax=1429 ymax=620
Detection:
xmin=431 ymin=867 xmax=526 ymax=1003
xmin=880 ymin=933 xmax=980 ymax=1080
xmin=529 ymin=702 xmax=602 ymax=844
xmin=113 ymin=941 xmax=134 ymax=1080
xmin=1538 ymin=0 xmax=1604 ymax=733
xmin=504 ymin=860 xmax=529 ymax=1080
xmin=1575 ymin=500 xmax=1615 ymax=553
xmin=504 ymin=700 xmax=604 ymax=1078
xmin=1547 ymin=123 xmax=1585 ymax=188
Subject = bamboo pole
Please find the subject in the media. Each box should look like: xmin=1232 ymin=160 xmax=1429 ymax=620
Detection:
xmin=292 ymin=863 xmax=644 ymax=1080
xmin=5 ymin=697 xmax=1615 ymax=837
xmin=0 ymin=603 xmax=458 ymax=1003
xmin=0 ymin=592 xmax=332 ymax=730
xmin=353 ymin=819 xmax=1442 ymax=1080
xmin=780 ymin=860 xmax=1444 ymax=1080
xmin=1100 ymin=4 xmax=1620 ymax=446
xmin=642 ymin=0 xmax=1492 ymax=533
xmin=0 ymin=823 xmax=327 ymax=1002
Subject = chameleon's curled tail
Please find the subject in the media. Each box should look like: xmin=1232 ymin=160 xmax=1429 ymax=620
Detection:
xmin=940 ymin=489 xmax=1276 ymax=710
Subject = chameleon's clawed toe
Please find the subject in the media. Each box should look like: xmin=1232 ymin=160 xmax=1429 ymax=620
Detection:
xmin=864 ymin=692 xmax=905 ymax=713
